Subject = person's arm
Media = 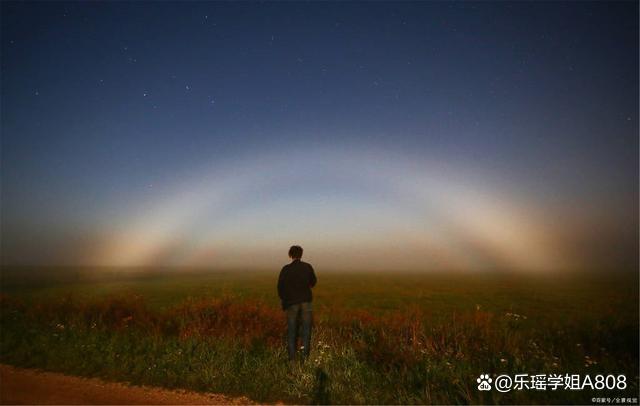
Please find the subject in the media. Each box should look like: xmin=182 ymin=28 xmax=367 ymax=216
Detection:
xmin=309 ymin=264 xmax=317 ymax=288
xmin=277 ymin=268 xmax=285 ymax=300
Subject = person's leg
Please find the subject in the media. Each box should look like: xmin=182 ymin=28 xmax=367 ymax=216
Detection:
xmin=300 ymin=302 xmax=313 ymax=359
xmin=286 ymin=304 xmax=300 ymax=361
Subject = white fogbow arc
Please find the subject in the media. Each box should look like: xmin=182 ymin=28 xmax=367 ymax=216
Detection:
xmin=95 ymin=145 xmax=564 ymax=272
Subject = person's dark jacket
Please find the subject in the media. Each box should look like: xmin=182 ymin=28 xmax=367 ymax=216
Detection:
xmin=277 ymin=259 xmax=317 ymax=310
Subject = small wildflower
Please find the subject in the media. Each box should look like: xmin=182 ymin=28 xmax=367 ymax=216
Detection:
xmin=505 ymin=312 xmax=528 ymax=320
xmin=584 ymin=355 xmax=597 ymax=366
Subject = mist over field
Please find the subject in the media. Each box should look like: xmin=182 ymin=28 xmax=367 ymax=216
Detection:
xmin=2 ymin=141 xmax=638 ymax=273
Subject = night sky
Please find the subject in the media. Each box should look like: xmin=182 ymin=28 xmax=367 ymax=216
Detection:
xmin=1 ymin=2 xmax=637 ymax=272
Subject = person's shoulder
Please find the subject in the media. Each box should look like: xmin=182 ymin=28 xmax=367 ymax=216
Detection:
xmin=301 ymin=261 xmax=314 ymax=270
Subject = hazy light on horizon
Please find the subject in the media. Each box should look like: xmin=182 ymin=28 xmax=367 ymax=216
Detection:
xmin=85 ymin=144 xmax=607 ymax=272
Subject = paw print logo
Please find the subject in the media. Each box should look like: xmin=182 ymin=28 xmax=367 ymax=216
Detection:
xmin=477 ymin=374 xmax=492 ymax=391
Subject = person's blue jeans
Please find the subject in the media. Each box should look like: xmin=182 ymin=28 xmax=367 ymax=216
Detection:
xmin=286 ymin=302 xmax=312 ymax=361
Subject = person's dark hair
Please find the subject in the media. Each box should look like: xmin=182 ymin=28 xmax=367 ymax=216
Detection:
xmin=288 ymin=245 xmax=303 ymax=259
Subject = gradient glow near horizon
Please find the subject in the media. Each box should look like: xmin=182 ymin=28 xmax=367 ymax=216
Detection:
xmin=1 ymin=2 xmax=637 ymax=272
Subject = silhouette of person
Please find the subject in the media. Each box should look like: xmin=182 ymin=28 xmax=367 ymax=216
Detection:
xmin=277 ymin=245 xmax=317 ymax=362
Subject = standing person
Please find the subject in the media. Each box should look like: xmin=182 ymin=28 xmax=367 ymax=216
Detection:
xmin=277 ymin=245 xmax=317 ymax=362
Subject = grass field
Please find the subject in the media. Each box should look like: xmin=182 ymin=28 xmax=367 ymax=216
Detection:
xmin=1 ymin=268 xmax=638 ymax=404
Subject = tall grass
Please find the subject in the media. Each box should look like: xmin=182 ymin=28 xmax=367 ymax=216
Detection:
xmin=1 ymin=289 xmax=637 ymax=404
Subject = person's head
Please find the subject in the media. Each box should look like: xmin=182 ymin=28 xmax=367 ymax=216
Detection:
xmin=288 ymin=245 xmax=303 ymax=260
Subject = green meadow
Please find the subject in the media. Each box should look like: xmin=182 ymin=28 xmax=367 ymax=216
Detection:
xmin=1 ymin=268 xmax=638 ymax=404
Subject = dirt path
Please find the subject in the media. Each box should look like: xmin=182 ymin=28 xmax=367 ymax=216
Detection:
xmin=0 ymin=364 xmax=255 ymax=405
